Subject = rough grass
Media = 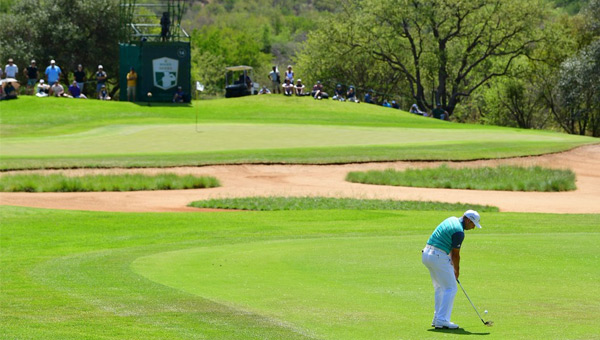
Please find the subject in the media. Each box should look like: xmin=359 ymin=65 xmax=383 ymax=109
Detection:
xmin=0 ymin=173 xmax=220 ymax=192
xmin=346 ymin=165 xmax=577 ymax=192
xmin=189 ymin=196 xmax=499 ymax=212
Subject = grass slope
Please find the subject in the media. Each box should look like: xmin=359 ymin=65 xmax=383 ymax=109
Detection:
xmin=1 ymin=96 xmax=596 ymax=169
xmin=1 ymin=206 xmax=599 ymax=339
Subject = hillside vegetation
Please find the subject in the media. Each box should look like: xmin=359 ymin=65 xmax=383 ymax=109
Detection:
xmin=1 ymin=0 xmax=598 ymax=136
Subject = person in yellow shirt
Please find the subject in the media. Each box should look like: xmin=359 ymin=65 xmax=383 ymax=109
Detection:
xmin=126 ymin=67 xmax=137 ymax=102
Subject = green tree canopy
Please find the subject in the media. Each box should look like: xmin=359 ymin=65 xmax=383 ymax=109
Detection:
xmin=297 ymin=0 xmax=551 ymax=115
xmin=0 ymin=0 xmax=120 ymax=95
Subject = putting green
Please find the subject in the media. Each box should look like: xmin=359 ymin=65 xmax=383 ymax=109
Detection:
xmin=0 ymin=123 xmax=579 ymax=157
xmin=133 ymin=232 xmax=600 ymax=340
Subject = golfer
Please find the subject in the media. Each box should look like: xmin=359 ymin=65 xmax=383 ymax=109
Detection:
xmin=422 ymin=210 xmax=482 ymax=329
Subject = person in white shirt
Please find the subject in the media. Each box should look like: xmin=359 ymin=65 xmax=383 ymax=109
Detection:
xmin=5 ymin=58 xmax=18 ymax=78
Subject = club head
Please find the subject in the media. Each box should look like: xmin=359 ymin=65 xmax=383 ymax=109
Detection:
xmin=484 ymin=321 xmax=493 ymax=327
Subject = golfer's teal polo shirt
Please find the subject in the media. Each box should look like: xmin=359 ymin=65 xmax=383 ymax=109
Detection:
xmin=426 ymin=216 xmax=465 ymax=254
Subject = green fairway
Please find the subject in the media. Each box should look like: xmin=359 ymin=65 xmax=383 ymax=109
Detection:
xmin=2 ymin=206 xmax=598 ymax=339
xmin=1 ymin=124 xmax=582 ymax=157
xmin=1 ymin=96 xmax=596 ymax=169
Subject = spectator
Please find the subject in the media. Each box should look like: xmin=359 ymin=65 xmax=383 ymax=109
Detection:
xmin=282 ymin=78 xmax=294 ymax=96
xmin=36 ymin=79 xmax=50 ymax=97
xmin=160 ymin=12 xmax=171 ymax=42
xmin=285 ymin=65 xmax=294 ymax=84
xmin=95 ymin=65 xmax=107 ymax=98
xmin=382 ymin=99 xmax=391 ymax=108
xmin=0 ymin=67 xmax=3 ymax=79
xmin=51 ymin=81 xmax=68 ymax=97
xmin=268 ymin=66 xmax=281 ymax=94
xmin=409 ymin=103 xmax=426 ymax=116
xmin=295 ymin=79 xmax=306 ymax=96
xmin=126 ymin=67 xmax=137 ymax=102
xmin=364 ymin=90 xmax=374 ymax=104
xmin=69 ymin=80 xmax=87 ymax=99
xmin=333 ymin=84 xmax=345 ymax=101
xmin=3 ymin=82 xmax=18 ymax=100
xmin=24 ymin=60 xmax=38 ymax=95
xmin=45 ymin=60 xmax=62 ymax=85
xmin=311 ymin=81 xmax=328 ymax=99
xmin=99 ymin=84 xmax=111 ymax=100
xmin=0 ymin=84 xmax=4 ymax=100
xmin=172 ymin=86 xmax=185 ymax=103
xmin=237 ymin=72 xmax=252 ymax=91
xmin=346 ymin=85 xmax=359 ymax=103
xmin=392 ymin=100 xmax=400 ymax=109
xmin=5 ymin=58 xmax=18 ymax=79
xmin=73 ymin=64 xmax=86 ymax=94
xmin=258 ymin=85 xmax=271 ymax=95
xmin=432 ymin=103 xmax=449 ymax=120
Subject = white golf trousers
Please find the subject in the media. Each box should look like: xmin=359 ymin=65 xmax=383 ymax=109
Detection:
xmin=422 ymin=245 xmax=457 ymax=323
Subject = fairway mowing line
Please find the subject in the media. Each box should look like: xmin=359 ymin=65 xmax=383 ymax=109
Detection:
xmin=1 ymin=144 xmax=599 ymax=213
xmin=202 ymin=296 xmax=320 ymax=339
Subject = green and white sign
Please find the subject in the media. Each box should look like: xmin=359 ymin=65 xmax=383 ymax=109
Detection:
xmin=153 ymin=57 xmax=179 ymax=90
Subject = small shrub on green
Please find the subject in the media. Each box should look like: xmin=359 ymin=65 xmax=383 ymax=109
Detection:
xmin=346 ymin=164 xmax=576 ymax=192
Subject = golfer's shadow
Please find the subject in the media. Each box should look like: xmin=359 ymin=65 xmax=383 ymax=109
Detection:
xmin=427 ymin=327 xmax=490 ymax=336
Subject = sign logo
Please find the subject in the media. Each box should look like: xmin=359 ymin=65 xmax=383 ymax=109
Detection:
xmin=153 ymin=57 xmax=179 ymax=90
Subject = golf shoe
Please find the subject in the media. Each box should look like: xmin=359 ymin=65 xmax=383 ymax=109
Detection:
xmin=434 ymin=320 xmax=459 ymax=329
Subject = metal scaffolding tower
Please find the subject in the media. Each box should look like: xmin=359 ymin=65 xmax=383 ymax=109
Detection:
xmin=119 ymin=0 xmax=189 ymax=43
xmin=118 ymin=0 xmax=191 ymax=102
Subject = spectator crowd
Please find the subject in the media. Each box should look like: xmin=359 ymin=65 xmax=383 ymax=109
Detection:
xmin=1 ymin=57 xmax=449 ymax=119
xmin=0 ymin=57 xmax=124 ymax=101
xmin=263 ymin=65 xmax=449 ymax=120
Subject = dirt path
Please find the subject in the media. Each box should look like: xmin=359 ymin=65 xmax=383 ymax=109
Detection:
xmin=1 ymin=144 xmax=599 ymax=213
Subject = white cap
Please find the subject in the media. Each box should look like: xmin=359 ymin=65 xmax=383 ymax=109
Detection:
xmin=464 ymin=210 xmax=482 ymax=228
xmin=50 ymin=59 xmax=55 ymax=64
xmin=39 ymin=79 xmax=44 ymax=83
xmin=98 ymin=65 xmax=103 ymax=69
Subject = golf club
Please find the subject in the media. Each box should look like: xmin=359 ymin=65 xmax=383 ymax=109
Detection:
xmin=456 ymin=279 xmax=493 ymax=327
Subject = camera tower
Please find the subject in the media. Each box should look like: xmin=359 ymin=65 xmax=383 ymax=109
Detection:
xmin=118 ymin=0 xmax=191 ymax=102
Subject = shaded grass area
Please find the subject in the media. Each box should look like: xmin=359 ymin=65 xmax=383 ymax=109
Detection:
xmin=0 ymin=173 xmax=220 ymax=192
xmin=346 ymin=165 xmax=577 ymax=192
xmin=1 ymin=206 xmax=599 ymax=339
xmin=189 ymin=196 xmax=499 ymax=212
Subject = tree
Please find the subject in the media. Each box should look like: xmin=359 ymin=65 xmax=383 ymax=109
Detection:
xmin=478 ymin=77 xmax=552 ymax=129
xmin=295 ymin=15 xmax=405 ymax=103
xmin=552 ymin=40 xmax=600 ymax=136
xmin=299 ymin=0 xmax=549 ymax=116
xmin=0 ymin=0 xmax=121 ymax=97
xmin=539 ymin=0 xmax=600 ymax=136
